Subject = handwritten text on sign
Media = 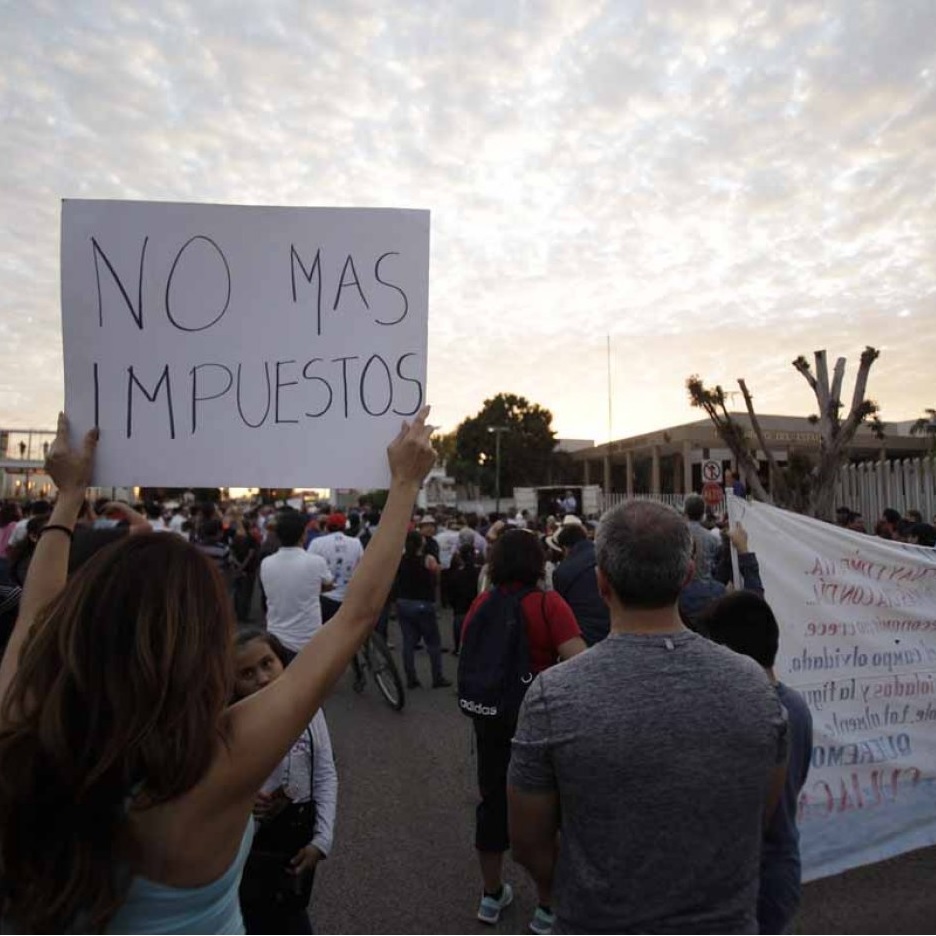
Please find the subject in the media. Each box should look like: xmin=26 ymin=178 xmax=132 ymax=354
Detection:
xmin=61 ymin=201 xmax=430 ymax=488
xmin=727 ymin=496 xmax=936 ymax=881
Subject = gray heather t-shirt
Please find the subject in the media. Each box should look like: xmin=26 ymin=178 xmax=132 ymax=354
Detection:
xmin=509 ymin=630 xmax=788 ymax=934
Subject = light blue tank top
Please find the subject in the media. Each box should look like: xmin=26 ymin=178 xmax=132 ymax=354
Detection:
xmin=105 ymin=820 xmax=255 ymax=934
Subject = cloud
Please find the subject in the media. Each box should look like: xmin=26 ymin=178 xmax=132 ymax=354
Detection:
xmin=0 ymin=0 xmax=934 ymax=451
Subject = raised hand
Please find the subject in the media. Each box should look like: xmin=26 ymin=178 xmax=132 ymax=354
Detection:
xmin=45 ymin=412 xmax=98 ymax=496
xmin=728 ymin=522 xmax=749 ymax=554
xmin=387 ymin=405 xmax=436 ymax=488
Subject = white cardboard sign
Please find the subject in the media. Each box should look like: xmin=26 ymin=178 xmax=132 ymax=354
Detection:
xmin=61 ymin=200 xmax=430 ymax=488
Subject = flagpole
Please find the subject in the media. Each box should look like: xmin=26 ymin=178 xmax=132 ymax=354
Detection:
xmin=607 ymin=334 xmax=612 ymax=443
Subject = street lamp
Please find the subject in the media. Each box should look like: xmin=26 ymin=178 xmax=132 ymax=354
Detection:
xmin=487 ymin=426 xmax=509 ymax=517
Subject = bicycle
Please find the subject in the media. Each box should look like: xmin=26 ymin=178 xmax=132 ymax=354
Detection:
xmin=352 ymin=631 xmax=405 ymax=711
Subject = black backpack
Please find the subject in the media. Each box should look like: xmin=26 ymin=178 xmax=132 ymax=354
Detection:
xmin=457 ymin=586 xmax=537 ymax=722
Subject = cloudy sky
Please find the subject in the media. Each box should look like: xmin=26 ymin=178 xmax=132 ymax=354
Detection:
xmin=2 ymin=0 xmax=935 ymax=445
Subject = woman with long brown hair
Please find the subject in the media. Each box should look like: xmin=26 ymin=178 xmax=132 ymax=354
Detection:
xmin=0 ymin=408 xmax=435 ymax=933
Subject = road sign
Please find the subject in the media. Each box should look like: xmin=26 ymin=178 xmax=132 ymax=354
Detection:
xmin=702 ymin=481 xmax=723 ymax=507
xmin=702 ymin=460 xmax=723 ymax=483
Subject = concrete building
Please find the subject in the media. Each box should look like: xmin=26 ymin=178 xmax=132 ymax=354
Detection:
xmin=0 ymin=428 xmax=134 ymax=501
xmin=571 ymin=414 xmax=931 ymax=496
xmin=0 ymin=429 xmax=57 ymax=499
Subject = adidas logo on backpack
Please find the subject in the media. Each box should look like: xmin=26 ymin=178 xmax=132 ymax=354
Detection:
xmin=459 ymin=698 xmax=499 ymax=717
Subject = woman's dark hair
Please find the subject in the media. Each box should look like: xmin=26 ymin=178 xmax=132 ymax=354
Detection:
xmin=234 ymin=626 xmax=295 ymax=669
xmin=0 ymin=533 xmax=235 ymax=932
xmin=404 ymin=530 xmax=424 ymax=558
xmin=489 ymin=529 xmax=545 ymax=587
xmin=703 ymin=591 xmax=779 ymax=669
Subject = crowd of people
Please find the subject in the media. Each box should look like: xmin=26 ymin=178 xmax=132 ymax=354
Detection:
xmin=835 ymin=504 xmax=936 ymax=546
xmin=1 ymin=419 xmax=932 ymax=934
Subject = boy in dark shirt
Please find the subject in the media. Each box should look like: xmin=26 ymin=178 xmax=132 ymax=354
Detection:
xmin=705 ymin=591 xmax=814 ymax=935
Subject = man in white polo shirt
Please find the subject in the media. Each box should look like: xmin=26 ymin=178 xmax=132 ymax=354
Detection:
xmin=259 ymin=509 xmax=333 ymax=652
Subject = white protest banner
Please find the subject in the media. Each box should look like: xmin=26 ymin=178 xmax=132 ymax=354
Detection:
xmin=727 ymin=495 xmax=936 ymax=880
xmin=61 ymin=200 xmax=429 ymax=488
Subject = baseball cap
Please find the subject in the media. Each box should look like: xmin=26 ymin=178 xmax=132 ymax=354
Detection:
xmin=326 ymin=512 xmax=347 ymax=530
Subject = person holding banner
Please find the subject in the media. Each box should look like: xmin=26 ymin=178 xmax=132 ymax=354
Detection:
xmin=706 ymin=591 xmax=814 ymax=935
xmin=0 ymin=408 xmax=435 ymax=934
xmin=680 ymin=523 xmax=763 ymax=633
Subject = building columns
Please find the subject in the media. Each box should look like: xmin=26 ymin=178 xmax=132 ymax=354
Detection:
xmin=603 ymin=454 xmax=611 ymax=496
xmin=682 ymin=440 xmax=693 ymax=493
xmin=651 ymin=445 xmax=661 ymax=495
xmin=583 ymin=458 xmax=591 ymax=486
xmin=625 ymin=451 xmax=634 ymax=497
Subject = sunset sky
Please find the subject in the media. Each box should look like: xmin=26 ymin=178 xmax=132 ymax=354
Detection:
xmin=2 ymin=0 xmax=934 ymax=445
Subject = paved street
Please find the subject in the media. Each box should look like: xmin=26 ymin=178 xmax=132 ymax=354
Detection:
xmin=311 ymin=613 xmax=936 ymax=934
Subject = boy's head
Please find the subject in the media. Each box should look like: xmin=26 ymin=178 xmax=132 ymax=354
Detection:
xmin=704 ymin=591 xmax=780 ymax=670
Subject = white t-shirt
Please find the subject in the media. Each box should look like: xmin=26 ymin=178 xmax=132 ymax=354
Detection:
xmin=307 ymin=532 xmax=363 ymax=602
xmin=7 ymin=517 xmax=30 ymax=548
xmin=435 ymin=529 xmax=460 ymax=570
xmin=260 ymin=547 xmax=333 ymax=651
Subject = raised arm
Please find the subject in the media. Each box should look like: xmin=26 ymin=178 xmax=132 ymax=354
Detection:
xmin=0 ymin=414 xmax=97 ymax=712
xmin=728 ymin=523 xmax=765 ymax=596
xmin=217 ymin=408 xmax=435 ymax=800
xmin=98 ymin=501 xmax=153 ymax=535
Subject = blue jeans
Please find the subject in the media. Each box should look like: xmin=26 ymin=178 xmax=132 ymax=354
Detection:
xmin=396 ymin=598 xmax=443 ymax=684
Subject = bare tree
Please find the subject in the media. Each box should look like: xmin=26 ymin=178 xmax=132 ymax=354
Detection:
xmin=688 ymin=347 xmax=884 ymax=519
xmin=684 ymin=376 xmax=775 ymax=505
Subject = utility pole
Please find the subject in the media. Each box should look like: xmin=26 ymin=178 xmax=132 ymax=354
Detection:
xmin=487 ymin=426 xmax=509 ymax=516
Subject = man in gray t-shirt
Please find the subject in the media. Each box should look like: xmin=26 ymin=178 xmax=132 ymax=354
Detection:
xmin=508 ymin=500 xmax=787 ymax=934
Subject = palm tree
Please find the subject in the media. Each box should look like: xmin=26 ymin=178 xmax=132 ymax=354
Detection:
xmin=910 ymin=408 xmax=936 ymax=454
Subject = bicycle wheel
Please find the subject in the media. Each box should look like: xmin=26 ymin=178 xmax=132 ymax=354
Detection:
xmin=366 ymin=632 xmax=405 ymax=711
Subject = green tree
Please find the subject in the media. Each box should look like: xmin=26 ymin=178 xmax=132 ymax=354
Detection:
xmin=451 ymin=393 xmax=557 ymax=496
xmin=688 ymin=347 xmax=884 ymax=520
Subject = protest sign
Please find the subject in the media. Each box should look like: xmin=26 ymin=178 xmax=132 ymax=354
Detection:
xmin=61 ymin=200 xmax=429 ymax=488
xmin=727 ymin=495 xmax=936 ymax=880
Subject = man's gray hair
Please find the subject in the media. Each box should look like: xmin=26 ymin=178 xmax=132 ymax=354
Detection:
xmin=595 ymin=500 xmax=692 ymax=609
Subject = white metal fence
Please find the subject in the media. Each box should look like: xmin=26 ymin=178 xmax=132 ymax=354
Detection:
xmin=598 ymin=458 xmax=936 ymax=523
xmin=836 ymin=457 xmax=936 ymax=524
